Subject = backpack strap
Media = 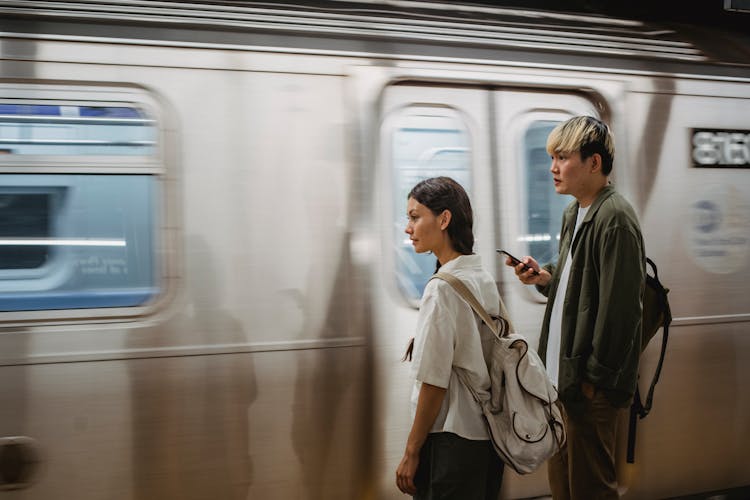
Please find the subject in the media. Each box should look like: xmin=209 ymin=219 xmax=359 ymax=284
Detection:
xmin=640 ymin=258 xmax=671 ymax=416
xmin=627 ymin=321 xmax=670 ymax=463
xmin=627 ymin=257 xmax=672 ymax=463
xmin=430 ymin=272 xmax=507 ymax=410
xmin=432 ymin=272 xmax=500 ymax=337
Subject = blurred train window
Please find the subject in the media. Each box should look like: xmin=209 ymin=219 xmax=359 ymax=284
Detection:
xmin=0 ymin=175 xmax=159 ymax=311
xmin=522 ymin=121 xmax=573 ymax=265
xmin=391 ymin=109 xmax=472 ymax=304
xmin=0 ymin=99 xmax=160 ymax=313
xmin=0 ymin=104 xmax=155 ymax=156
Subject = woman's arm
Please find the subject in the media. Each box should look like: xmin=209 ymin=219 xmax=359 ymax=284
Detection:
xmin=396 ymin=382 xmax=447 ymax=495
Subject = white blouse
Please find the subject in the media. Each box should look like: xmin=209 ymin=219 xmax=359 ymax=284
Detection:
xmin=410 ymin=254 xmax=500 ymax=440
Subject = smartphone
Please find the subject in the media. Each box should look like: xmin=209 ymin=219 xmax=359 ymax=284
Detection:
xmin=497 ymin=249 xmax=539 ymax=275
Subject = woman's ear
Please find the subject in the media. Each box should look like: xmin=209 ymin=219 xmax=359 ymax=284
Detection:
xmin=440 ymin=210 xmax=452 ymax=230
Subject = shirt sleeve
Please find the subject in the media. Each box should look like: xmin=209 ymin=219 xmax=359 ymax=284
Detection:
xmin=412 ymin=281 xmax=457 ymax=389
xmin=535 ymin=262 xmax=556 ymax=297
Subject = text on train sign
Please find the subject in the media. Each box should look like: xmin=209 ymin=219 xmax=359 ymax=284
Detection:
xmin=692 ymin=129 xmax=750 ymax=168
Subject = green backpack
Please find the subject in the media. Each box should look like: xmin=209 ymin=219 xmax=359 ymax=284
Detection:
xmin=627 ymin=257 xmax=672 ymax=463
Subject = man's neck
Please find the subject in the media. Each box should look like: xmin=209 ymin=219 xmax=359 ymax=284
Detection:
xmin=576 ymin=181 xmax=609 ymax=208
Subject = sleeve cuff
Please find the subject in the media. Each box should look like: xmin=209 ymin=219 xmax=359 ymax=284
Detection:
xmin=535 ymin=263 xmax=555 ymax=297
xmin=585 ymin=355 xmax=620 ymax=387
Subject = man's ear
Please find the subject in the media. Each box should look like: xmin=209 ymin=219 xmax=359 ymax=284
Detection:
xmin=440 ymin=210 xmax=452 ymax=230
xmin=589 ymin=153 xmax=603 ymax=174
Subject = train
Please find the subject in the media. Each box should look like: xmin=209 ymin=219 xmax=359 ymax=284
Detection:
xmin=1 ymin=1 xmax=749 ymax=498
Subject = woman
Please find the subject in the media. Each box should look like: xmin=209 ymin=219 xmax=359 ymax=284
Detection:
xmin=396 ymin=177 xmax=504 ymax=499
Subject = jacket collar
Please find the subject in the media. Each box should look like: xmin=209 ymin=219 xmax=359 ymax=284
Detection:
xmin=566 ymin=184 xmax=616 ymax=224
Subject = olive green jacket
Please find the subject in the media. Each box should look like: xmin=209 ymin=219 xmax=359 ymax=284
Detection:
xmin=536 ymin=185 xmax=645 ymax=411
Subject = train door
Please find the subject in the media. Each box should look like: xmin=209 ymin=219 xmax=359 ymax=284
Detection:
xmin=493 ymin=90 xmax=600 ymax=351
xmin=372 ymin=84 xmax=493 ymax=499
xmin=492 ymin=89 xmax=599 ymax=499
xmin=372 ymin=83 xmax=599 ymax=499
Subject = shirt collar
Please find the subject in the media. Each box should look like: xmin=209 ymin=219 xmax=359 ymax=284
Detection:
xmin=438 ymin=253 xmax=481 ymax=273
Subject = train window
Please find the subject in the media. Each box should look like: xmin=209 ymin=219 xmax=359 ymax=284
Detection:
xmin=0 ymin=97 xmax=161 ymax=313
xmin=522 ymin=121 xmax=573 ymax=265
xmin=0 ymin=175 xmax=159 ymax=311
xmin=0 ymin=104 xmax=155 ymax=156
xmin=391 ymin=108 xmax=472 ymax=303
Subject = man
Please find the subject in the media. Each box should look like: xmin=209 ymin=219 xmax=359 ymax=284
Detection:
xmin=506 ymin=116 xmax=645 ymax=499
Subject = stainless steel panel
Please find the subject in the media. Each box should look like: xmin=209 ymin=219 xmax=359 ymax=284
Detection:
xmin=1 ymin=38 xmax=369 ymax=499
xmin=0 ymin=348 xmax=368 ymax=499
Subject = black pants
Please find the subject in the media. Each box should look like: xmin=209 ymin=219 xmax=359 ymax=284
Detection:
xmin=414 ymin=432 xmax=504 ymax=500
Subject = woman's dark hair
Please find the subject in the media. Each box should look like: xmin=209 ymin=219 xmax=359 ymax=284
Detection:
xmin=408 ymin=176 xmax=474 ymax=257
xmin=403 ymin=176 xmax=474 ymax=362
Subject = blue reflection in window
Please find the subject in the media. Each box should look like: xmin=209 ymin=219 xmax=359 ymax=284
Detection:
xmin=0 ymin=103 xmax=155 ymax=156
xmin=0 ymin=174 xmax=159 ymax=311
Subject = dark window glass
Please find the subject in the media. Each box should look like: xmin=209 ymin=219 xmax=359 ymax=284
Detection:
xmin=0 ymin=194 xmax=51 ymax=269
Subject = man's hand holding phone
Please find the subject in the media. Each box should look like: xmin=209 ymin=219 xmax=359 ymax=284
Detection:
xmin=497 ymin=249 xmax=550 ymax=286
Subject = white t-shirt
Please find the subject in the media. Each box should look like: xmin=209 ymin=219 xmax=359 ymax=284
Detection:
xmin=546 ymin=206 xmax=589 ymax=387
xmin=410 ymin=254 xmax=500 ymax=440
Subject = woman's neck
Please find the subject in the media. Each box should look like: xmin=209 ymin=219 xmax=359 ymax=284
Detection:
xmin=435 ymin=248 xmax=462 ymax=266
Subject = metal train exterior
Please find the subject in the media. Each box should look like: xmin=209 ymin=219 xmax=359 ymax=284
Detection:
xmin=0 ymin=1 xmax=749 ymax=498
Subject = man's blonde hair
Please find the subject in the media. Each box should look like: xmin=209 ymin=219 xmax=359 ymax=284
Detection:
xmin=546 ymin=116 xmax=615 ymax=175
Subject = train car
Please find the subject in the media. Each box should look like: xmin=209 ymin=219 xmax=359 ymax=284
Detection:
xmin=0 ymin=1 xmax=749 ymax=498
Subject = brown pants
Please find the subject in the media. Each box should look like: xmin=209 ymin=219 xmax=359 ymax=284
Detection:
xmin=548 ymin=392 xmax=621 ymax=500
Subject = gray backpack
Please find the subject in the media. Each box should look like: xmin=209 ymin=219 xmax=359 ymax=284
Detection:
xmin=432 ymin=272 xmax=566 ymax=475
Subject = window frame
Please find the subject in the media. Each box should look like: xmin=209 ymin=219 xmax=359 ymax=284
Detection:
xmin=0 ymin=84 xmax=163 ymax=175
xmin=0 ymin=84 xmax=169 ymax=323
